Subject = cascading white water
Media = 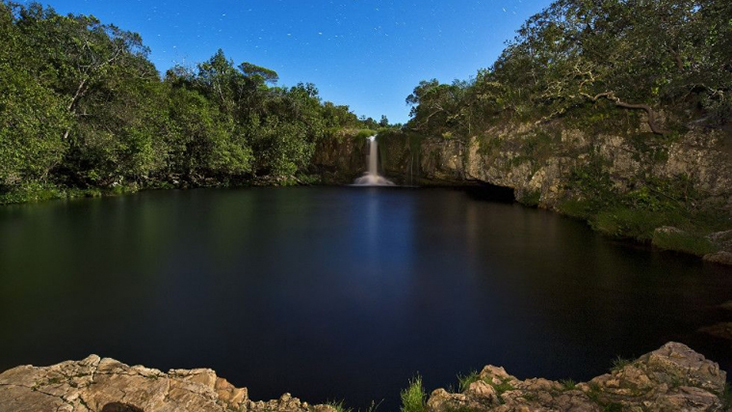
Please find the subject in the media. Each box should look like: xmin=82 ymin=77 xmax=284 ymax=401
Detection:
xmin=353 ymin=135 xmax=395 ymax=186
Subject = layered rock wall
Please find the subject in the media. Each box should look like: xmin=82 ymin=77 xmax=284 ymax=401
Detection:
xmin=377 ymin=125 xmax=732 ymax=212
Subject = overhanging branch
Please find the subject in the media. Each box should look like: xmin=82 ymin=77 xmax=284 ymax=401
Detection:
xmin=582 ymin=91 xmax=668 ymax=135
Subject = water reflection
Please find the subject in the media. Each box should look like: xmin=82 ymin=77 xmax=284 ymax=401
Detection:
xmin=0 ymin=187 xmax=730 ymax=410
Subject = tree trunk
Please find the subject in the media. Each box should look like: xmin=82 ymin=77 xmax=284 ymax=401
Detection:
xmin=584 ymin=92 xmax=668 ymax=135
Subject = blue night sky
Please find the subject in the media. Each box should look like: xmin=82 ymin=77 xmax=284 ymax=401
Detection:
xmin=28 ymin=0 xmax=553 ymax=124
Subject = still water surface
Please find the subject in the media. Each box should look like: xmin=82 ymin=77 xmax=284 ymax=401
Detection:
xmin=0 ymin=187 xmax=730 ymax=409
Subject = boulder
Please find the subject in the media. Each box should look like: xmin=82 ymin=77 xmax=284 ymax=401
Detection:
xmin=0 ymin=355 xmax=321 ymax=412
xmin=704 ymin=251 xmax=732 ymax=266
xmin=426 ymin=342 xmax=728 ymax=412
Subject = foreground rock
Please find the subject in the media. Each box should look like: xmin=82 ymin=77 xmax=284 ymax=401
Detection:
xmin=0 ymin=355 xmax=337 ymax=412
xmin=0 ymin=342 xmax=728 ymax=412
xmin=428 ymin=342 xmax=728 ymax=412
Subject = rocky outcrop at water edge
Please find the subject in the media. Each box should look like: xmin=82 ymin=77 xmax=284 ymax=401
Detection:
xmin=0 ymin=355 xmax=337 ymax=412
xmin=1 ymin=342 xmax=729 ymax=412
xmin=427 ymin=342 xmax=728 ymax=412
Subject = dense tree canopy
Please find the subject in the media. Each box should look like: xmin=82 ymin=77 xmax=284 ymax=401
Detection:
xmin=0 ymin=1 xmax=378 ymax=202
xmin=407 ymin=0 xmax=732 ymax=138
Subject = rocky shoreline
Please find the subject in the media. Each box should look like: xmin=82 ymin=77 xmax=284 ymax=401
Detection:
xmin=428 ymin=342 xmax=728 ymax=412
xmin=0 ymin=342 xmax=728 ymax=412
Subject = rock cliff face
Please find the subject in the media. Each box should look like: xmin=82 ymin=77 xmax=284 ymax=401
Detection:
xmin=378 ymin=125 xmax=732 ymax=211
xmin=311 ymin=132 xmax=369 ymax=185
xmin=0 ymin=355 xmax=337 ymax=412
xmin=0 ymin=343 xmax=728 ymax=412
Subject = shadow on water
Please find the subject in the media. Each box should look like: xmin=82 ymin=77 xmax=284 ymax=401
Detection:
xmin=0 ymin=187 xmax=730 ymax=410
xmin=457 ymin=182 xmax=516 ymax=203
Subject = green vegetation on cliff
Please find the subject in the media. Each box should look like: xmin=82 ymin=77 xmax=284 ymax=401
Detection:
xmin=0 ymin=1 xmax=388 ymax=204
xmin=401 ymin=0 xmax=732 ymax=254
xmin=407 ymin=0 xmax=731 ymax=137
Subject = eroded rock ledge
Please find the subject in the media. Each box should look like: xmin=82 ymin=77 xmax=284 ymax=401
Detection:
xmin=0 ymin=342 xmax=728 ymax=412
xmin=0 ymin=355 xmax=337 ymax=412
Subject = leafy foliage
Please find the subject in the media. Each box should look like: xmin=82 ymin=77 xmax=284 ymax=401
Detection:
xmin=0 ymin=1 xmax=381 ymax=203
xmin=406 ymin=0 xmax=732 ymax=136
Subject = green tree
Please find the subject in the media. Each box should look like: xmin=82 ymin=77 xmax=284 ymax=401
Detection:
xmin=0 ymin=66 xmax=70 ymax=189
xmin=495 ymin=0 xmax=732 ymax=132
xmin=406 ymin=79 xmax=472 ymax=137
xmin=0 ymin=2 xmax=70 ymax=190
xmin=1 ymin=0 xmax=385 ymax=200
xmin=407 ymin=0 xmax=732 ymax=137
xmin=165 ymin=82 xmax=252 ymax=184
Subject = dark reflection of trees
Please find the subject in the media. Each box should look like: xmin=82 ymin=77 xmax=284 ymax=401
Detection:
xmin=0 ymin=188 xmax=730 ymax=409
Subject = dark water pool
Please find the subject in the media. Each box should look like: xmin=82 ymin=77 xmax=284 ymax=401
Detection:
xmin=0 ymin=187 xmax=730 ymax=409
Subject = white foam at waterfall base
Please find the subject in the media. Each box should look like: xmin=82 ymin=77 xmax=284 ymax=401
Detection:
xmin=353 ymin=135 xmax=395 ymax=186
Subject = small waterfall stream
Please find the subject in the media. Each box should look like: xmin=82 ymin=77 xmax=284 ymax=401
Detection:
xmin=353 ymin=135 xmax=394 ymax=186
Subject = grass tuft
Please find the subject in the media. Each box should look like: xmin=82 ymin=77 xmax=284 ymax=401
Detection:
xmin=363 ymin=400 xmax=382 ymax=412
xmin=611 ymin=356 xmax=632 ymax=373
xmin=327 ymin=399 xmax=383 ymax=412
xmin=492 ymin=378 xmax=514 ymax=396
xmin=326 ymin=400 xmax=352 ymax=412
xmin=456 ymin=370 xmax=480 ymax=393
xmin=559 ymin=379 xmax=576 ymax=390
xmin=400 ymin=374 xmax=427 ymax=412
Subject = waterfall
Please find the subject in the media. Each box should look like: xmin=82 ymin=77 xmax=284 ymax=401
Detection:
xmin=353 ymin=135 xmax=394 ymax=186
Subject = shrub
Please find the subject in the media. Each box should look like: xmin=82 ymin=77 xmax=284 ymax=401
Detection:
xmin=559 ymin=379 xmax=577 ymax=390
xmin=327 ymin=400 xmax=352 ymax=412
xmin=0 ymin=181 xmax=63 ymax=205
